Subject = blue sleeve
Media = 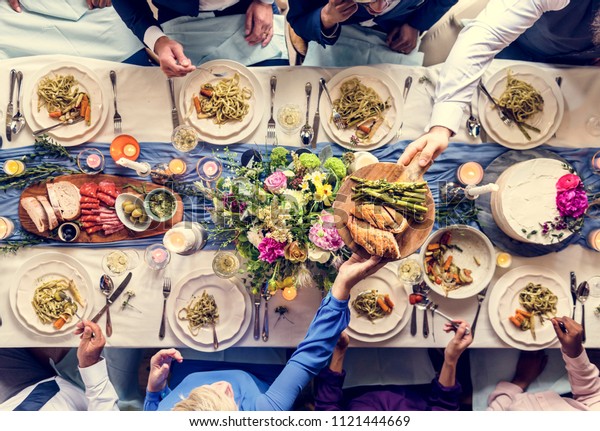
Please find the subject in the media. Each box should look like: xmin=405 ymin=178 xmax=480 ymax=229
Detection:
xmin=112 ymin=0 xmax=161 ymax=44
xmin=254 ymin=292 xmax=350 ymax=410
xmin=287 ymin=0 xmax=341 ymax=46
xmin=407 ymin=0 xmax=457 ymax=32
xmin=143 ymin=386 xmax=171 ymax=411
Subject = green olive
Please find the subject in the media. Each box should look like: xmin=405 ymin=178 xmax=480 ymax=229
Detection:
xmin=131 ymin=208 xmax=143 ymax=218
xmin=123 ymin=203 xmax=136 ymax=214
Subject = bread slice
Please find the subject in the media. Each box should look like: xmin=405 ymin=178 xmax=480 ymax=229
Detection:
xmin=21 ymin=196 xmax=48 ymax=233
xmin=37 ymin=195 xmax=59 ymax=230
xmin=47 ymin=181 xmax=81 ymax=221
xmin=346 ymin=215 xmax=401 ymax=259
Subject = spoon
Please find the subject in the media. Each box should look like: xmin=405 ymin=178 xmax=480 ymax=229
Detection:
xmin=577 ymin=281 xmax=589 ymax=343
xmin=419 ymin=281 xmax=430 ymax=338
xmin=300 ymin=82 xmax=313 ymax=146
xmin=100 ymin=274 xmax=114 ymax=337
xmin=10 ymin=71 xmax=25 ymax=135
xmin=212 ymin=323 xmax=219 ymax=350
xmin=466 ymin=103 xmax=481 ymax=138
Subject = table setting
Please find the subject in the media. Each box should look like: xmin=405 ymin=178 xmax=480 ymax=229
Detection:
xmin=0 ymin=53 xmax=599 ymax=353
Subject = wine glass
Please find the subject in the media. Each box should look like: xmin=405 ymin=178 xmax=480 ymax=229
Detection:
xmin=212 ymin=251 xmax=240 ymax=278
xmin=586 ymin=115 xmax=600 ymax=137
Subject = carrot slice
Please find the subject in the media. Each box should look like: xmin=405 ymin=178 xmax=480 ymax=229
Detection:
xmin=193 ymin=96 xmax=201 ymax=114
xmin=384 ymin=294 xmax=395 ymax=310
xmin=427 ymin=243 xmax=440 ymax=251
xmin=509 ymin=316 xmax=522 ymax=328
xmin=49 ymin=110 xmax=62 ymax=118
xmin=377 ymin=297 xmax=391 ymax=314
xmin=443 ymin=256 xmax=453 ymax=271
xmin=85 ymin=105 xmax=91 ymax=126
xmin=80 ymin=95 xmax=89 ymax=117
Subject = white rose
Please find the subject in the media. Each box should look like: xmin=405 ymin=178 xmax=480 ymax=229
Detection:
xmin=308 ymin=247 xmax=331 ymax=264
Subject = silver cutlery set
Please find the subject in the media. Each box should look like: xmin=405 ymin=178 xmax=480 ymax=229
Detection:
xmin=254 ymin=283 xmax=272 ymax=342
xmin=570 ymin=271 xmax=589 ymax=343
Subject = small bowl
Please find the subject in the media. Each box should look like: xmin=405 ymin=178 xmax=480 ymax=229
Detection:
xmin=77 ymin=148 xmax=105 ymax=175
xmin=171 ymin=125 xmax=201 ymax=153
xmin=116 ymin=193 xmax=151 ymax=232
xmin=419 ymin=225 xmax=495 ymax=299
xmin=277 ymin=104 xmax=302 ymax=135
xmin=58 ymin=222 xmax=80 ymax=242
xmin=144 ymin=188 xmax=178 ymax=222
xmin=102 ymin=250 xmax=140 ymax=276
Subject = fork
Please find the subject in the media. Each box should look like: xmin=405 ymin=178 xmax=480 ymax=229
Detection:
xmin=397 ymin=76 xmax=413 ymax=138
xmin=319 ymin=78 xmax=345 ymax=130
xmin=265 ymin=75 xmax=277 ymax=145
xmin=158 ymin=277 xmax=171 ymax=339
xmin=109 ymin=71 xmax=122 ymax=134
xmin=478 ymin=82 xmax=512 ymax=126
xmin=470 ymin=286 xmax=488 ymax=338
xmin=197 ymin=67 xmax=227 ymax=78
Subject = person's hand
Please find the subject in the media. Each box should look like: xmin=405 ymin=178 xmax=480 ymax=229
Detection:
xmin=147 ymin=348 xmax=183 ymax=393
xmin=386 ymin=23 xmax=419 ymax=54
xmin=320 ymin=0 xmax=358 ymax=31
xmin=443 ymin=320 xmax=472 ymax=365
xmin=399 ymin=126 xmax=452 ymax=167
xmin=154 ymin=36 xmax=195 ymax=78
xmin=331 ymin=253 xmax=385 ymax=300
xmin=511 ymin=350 xmax=547 ymax=391
xmin=245 ymin=0 xmax=274 ymax=47
xmin=86 ymin=0 xmax=112 ymax=8
xmin=74 ymin=320 xmax=105 ymax=368
xmin=7 ymin=0 xmax=21 ymax=12
xmin=552 ymin=316 xmax=584 ymax=358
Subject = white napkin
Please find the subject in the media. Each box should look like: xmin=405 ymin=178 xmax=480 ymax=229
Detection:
xmin=20 ymin=0 xmax=88 ymax=22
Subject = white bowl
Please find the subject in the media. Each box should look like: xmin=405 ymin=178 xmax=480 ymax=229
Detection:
xmin=419 ymin=225 xmax=495 ymax=299
xmin=115 ymin=193 xmax=151 ymax=232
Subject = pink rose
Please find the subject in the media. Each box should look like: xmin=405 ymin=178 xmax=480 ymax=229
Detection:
xmin=556 ymin=188 xmax=588 ymax=218
xmin=264 ymin=171 xmax=288 ymax=194
xmin=556 ymin=174 xmax=582 ymax=192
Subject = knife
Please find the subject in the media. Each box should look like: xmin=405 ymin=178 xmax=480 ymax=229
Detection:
xmin=168 ymin=78 xmax=179 ymax=129
xmin=570 ymin=271 xmax=577 ymax=319
xmin=6 ymin=69 xmax=16 ymax=142
xmin=311 ymin=80 xmax=322 ymax=149
xmin=91 ymin=272 xmax=133 ymax=323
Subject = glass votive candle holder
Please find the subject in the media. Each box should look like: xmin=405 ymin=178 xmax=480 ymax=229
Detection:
xmin=145 ymin=244 xmax=171 ymax=270
xmin=163 ymin=226 xmax=196 ymax=254
xmin=457 ymin=161 xmax=484 ymax=186
xmin=591 ymin=151 xmax=600 ymax=174
xmin=77 ymin=148 xmax=105 ymax=174
xmin=168 ymin=158 xmax=187 ymax=176
xmin=277 ymin=104 xmax=303 ymax=135
xmin=496 ymin=251 xmax=512 ymax=268
xmin=196 ymin=156 xmax=223 ymax=183
xmin=282 ymin=286 xmax=298 ymax=301
xmin=0 ymin=216 xmax=15 ymax=240
xmin=587 ymin=229 xmax=600 ymax=252
xmin=110 ymin=134 xmax=140 ymax=162
xmin=212 ymin=251 xmax=240 ymax=278
xmin=172 ymin=125 xmax=202 ymax=153
xmin=3 ymin=159 xmax=25 ymax=176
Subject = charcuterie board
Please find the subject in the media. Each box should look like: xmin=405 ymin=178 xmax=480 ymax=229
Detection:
xmin=19 ymin=174 xmax=184 ymax=243
xmin=333 ymin=157 xmax=435 ymax=262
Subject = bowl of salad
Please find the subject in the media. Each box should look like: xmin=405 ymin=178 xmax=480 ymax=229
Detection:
xmin=144 ymin=188 xmax=178 ymax=222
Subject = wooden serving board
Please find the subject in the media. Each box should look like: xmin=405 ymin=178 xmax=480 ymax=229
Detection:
xmin=333 ymin=159 xmax=435 ymax=261
xmin=19 ymin=174 xmax=184 ymax=243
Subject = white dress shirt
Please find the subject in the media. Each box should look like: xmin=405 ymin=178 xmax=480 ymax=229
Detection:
xmin=0 ymin=359 xmax=119 ymax=411
xmin=144 ymin=0 xmax=275 ymax=51
xmin=428 ymin=0 xmax=570 ymax=134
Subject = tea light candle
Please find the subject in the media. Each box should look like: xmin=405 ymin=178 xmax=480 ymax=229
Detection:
xmin=86 ymin=153 xmax=102 ymax=169
xmin=282 ymin=286 xmax=298 ymax=301
xmin=457 ymin=162 xmax=484 ymax=186
xmin=203 ymin=161 xmax=218 ymax=177
xmin=0 ymin=217 xmax=15 ymax=240
xmin=116 ymin=157 xmax=150 ymax=175
xmin=3 ymin=159 xmax=25 ymax=176
xmin=496 ymin=252 xmax=512 ymax=268
xmin=151 ymin=247 xmax=169 ymax=264
xmin=123 ymin=144 xmax=137 ymax=158
xmin=588 ymin=229 xmax=600 ymax=251
xmin=169 ymin=158 xmax=187 ymax=175
xmin=163 ymin=228 xmax=195 ymax=254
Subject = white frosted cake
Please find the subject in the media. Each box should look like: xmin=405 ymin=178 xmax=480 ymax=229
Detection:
xmin=491 ymin=158 xmax=574 ymax=245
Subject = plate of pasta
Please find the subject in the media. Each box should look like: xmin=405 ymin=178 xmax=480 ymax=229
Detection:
xmin=166 ymin=270 xmax=252 ymax=351
xmin=24 ymin=62 xmax=109 ymax=145
xmin=319 ymin=66 xmax=402 ymax=151
xmin=347 ymin=267 xmax=409 ymax=339
xmin=488 ymin=266 xmax=572 ymax=350
xmin=179 ymin=60 xmax=263 ymax=145
xmin=477 ymin=64 xmax=563 ymax=149
xmin=10 ymin=253 xmax=94 ymax=336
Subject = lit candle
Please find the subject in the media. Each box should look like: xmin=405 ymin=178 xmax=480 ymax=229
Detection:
xmin=466 ymin=183 xmax=499 ymax=198
xmin=587 ymin=229 xmax=600 ymax=252
xmin=86 ymin=153 xmax=102 ymax=169
xmin=123 ymin=144 xmax=137 ymax=158
xmin=151 ymin=247 xmax=168 ymax=263
xmin=0 ymin=217 xmax=15 ymax=240
xmin=203 ymin=161 xmax=218 ymax=177
xmin=3 ymin=160 xmax=25 ymax=176
xmin=457 ymin=162 xmax=484 ymax=186
xmin=169 ymin=158 xmax=187 ymax=175
xmin=282 ymin=286 xmax=298 ymax=301
xmin=496 ymin=252 xmax=512 ymax=268
xmin=163 ymin=228 xmax=195 ymax=253
xmin=116 ymin=157 xmax=150 ymax=174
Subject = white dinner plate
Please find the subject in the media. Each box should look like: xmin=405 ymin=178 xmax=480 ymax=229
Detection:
xmin=24 ymin=62 xmax=109 ymax=146
xmin=167 ymin=270 xmax=252 ymax=351
xmin=348 ymin=267 xmax=407 ymax=336
xmin=320 ymin=66 xmax=402 ymax=151
xmin=488 ymin=265 xmax=571 ymax=350
xmin=10 ymin=253 xmax=94 ymax=336
xmin=477 ymin=64 xmax=563 ymax=149
xmin=179 ymin=60 xmax=263 ymax=145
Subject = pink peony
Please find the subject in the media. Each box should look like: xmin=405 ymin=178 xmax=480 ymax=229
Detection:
xmin=309 ymin=213 xmax=344 ymax=251
xmin=556 ymin=188 xmax=588 ymax=218
xmin=556 ymin=174 xmax=582 ymax=192
xmin=264 ymin=171 xmax=288 ymax=194
xmin=258 ymin=237 xmax=286 ymax=263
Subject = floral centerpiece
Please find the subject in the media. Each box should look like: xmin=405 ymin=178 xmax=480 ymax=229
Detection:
xmin=196 ymin=146 xmax=351 ymax=295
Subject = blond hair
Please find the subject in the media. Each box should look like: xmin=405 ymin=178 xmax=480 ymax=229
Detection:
xmin=172 ymin=386 xmax=238 ymax=411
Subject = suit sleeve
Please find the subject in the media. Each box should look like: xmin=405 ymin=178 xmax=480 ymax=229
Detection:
xmin=254 ymin=292 xmax=350 ymax=410
xmin=407 ymin=0 xmax=458 ymax=32
xmin=112 ymin=0 xmax=161 ymax=45
xmin=287 ymin=0 xmax=341 ymax=46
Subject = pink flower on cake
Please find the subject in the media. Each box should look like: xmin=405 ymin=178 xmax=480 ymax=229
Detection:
xmin=264 ymin=171 xmax=288 ymax=194
xmin=258 ymin=237 xmax=286 ymax=263
xmin=556 ymin=174 xmax=582 ymax=192
xmin=556 ymin=188 xmax=588 ymax=219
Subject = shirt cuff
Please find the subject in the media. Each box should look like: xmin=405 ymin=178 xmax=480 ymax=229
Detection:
xmin=79 ymin=357 xmax=108 ymax=387
xmin=562 ymin=348 xmax=590 ymax=369
xmin=259 ymin=0 xmax=275 ymax=3
xmin=144 ymin=25 xmax=166 ymax=52
xmin=318 ymin=367 xmax=346 ymax=385
xmin=321 ymin=23 xmax=339 ymax=39
xmin=427 ymin=101 xmax=466 ymax=135
xmin=324 ymin=290 xmax=349 ymax=311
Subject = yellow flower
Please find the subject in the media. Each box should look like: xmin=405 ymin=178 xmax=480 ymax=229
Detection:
xmin=314 ymin=183 xmax=333 ymax=205
xmin=284 ymin=241 xmax=308 ymax=263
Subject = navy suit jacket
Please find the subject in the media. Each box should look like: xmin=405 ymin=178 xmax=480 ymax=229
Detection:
xmin=287 ymin=0 xmax=457 ymax=46
xmin=112 ymin=0 xmax=268 ymax=45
